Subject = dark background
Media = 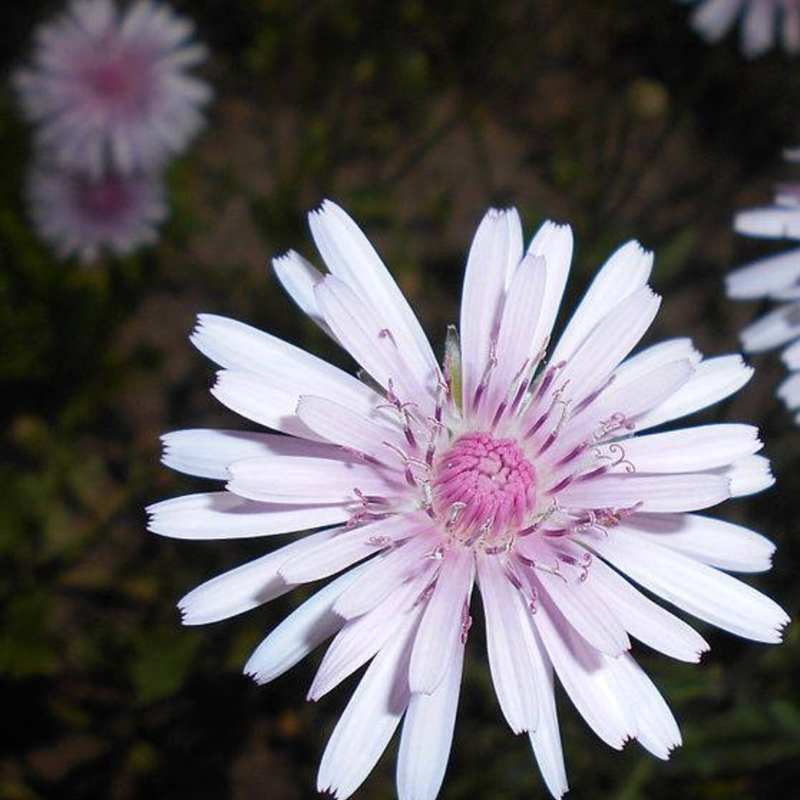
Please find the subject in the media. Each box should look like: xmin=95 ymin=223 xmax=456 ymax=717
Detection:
xmin=1 ymin=1 xmax=799 ymax=798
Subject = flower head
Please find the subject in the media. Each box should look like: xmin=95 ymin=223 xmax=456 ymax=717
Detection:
xmin=727 ymin=151 xmax=800 ymax=420
xmin=150 ymin=202 xmax=788 ymax=799
xmin=14 ymin=0 xmax=211 ymax=177
xmin=27 ymin=160 xmax=167 ymax=263
xmin=677 ymin=0 xmax=800 ymax=57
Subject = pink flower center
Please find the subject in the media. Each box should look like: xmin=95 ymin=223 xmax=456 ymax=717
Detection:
xmin=73 ymin=175 xmax=133 ymax=221
xmin=83 ymin=51 xmax=152 ymax=115
xmin=433 ymin=432 xmax=536 ymax=543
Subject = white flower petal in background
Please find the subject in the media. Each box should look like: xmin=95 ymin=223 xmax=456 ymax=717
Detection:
xmin=154 ymin=200 xmax=787 ymax=799
xmin=678 ymin=0 xmax=800 ymax=58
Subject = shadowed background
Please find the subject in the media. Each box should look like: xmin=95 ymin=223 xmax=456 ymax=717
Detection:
xmin=1 ymin=0 xmax=799 ymax=798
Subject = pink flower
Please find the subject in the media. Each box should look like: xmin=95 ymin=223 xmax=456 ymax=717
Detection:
xmin=727 ymin=151 xmax=800 ymax=420
xmin=27 ymin=160 xmax=167 ymax=263
xmin=14 ymin=0 xmax=211 ymax=177
xmin=677 ymin=0 xmax=800 ymax=57
xmin=150 ymin=201 xmax=788 ymax=800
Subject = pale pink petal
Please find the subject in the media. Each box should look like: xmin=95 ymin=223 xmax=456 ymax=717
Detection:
xmin=178 ymin=527 xmax=339 ymax=625
xmin=740 ymin=303 xmax=800 ymax=352
xmin=272 ymin=250 xmax=330 ymax=333
xmin=726 ymin=247 xmax=800 ymax=299
xmin=278 ymin=516 xmax=412 ymax=584
xmin=600 ymin=424 xmax=762 ymax=473
xmin=742 ymin=0 xmax=777 ymax=57
xmin=605 ymin=654 xmax=681 ymax=759
xmin=778 ymin=370 xmax=800 ymax=408
xmin=296 ymin=395 xmax=405 ymax=463
xmin=713 ymin=454 xmax=775 ymax=497
xmin=550 ymin=240 xmax=653 ymax=364
xmin=580 ymin=525 xmax=789 ymax=642
xmin=244 ymin=563 xmax=369 ymax=685
xmin=780 ymin=337 xmax=800 ymax=369
xmin=619 ymin=513 xmax=775 ymax=573
xmin=476 ymin=552 xmax=539 ymax=733
xmin=534 ymin=592 xmax=635 ymax=749
xmin=317 ymin=613 xmax=417 ymax=800
xmin=556 ymin=472 xmax=730 ymax=513
xmin=460 ymin=208 xmax=523 ymax=414
xmin=226 ymin=454 xmax=403 ymax=505
xmin=692 ymin=0 xmax=744 ymax=42
xmin=333 ymin=529 xmax=441 ymax=619
xmin=160 ymin=428 xmax=341 ymax=479
xmin=588 ymin=555 xmax=709 ymax=662
xmin=634 ymin=356 xmax=753 ymax=431
xmin=309 ymin=200 xmax=439 ymax=394
xmin=409 ymin=548 xmax=475 ymax=694
xmin=147 ymin=492 xmax=348 ymax=540
xmin=735 ymin=205 xmax=800 ymax=238
xmin=397 ymin=637 xmax=465 ymax=800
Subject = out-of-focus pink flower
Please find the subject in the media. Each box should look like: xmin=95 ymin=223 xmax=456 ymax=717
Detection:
xmin=151 ymin=201 xmax=787 ymax=800
xmin=14 ymin=0 xmax=211 ymax=177
xmin=677 ymin=0 xmax=800 ymax=57
xmin=728 ymin=151 xmax=800 ymax=420
xmin=27 ymin=161 xmax=167 ymax=263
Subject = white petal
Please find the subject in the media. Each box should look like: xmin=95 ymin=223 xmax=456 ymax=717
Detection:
xmin=726 ymin=247 xmax=800 ymax=299
xmin=740 ymin=303 xmax=800 ymax=352
xmin=551 ymin=240 xmax=653 ymax=364
xmin=459 ymin=208 xmax=523 ymax=413
xmin=556 ymin=472 xmax=730 ymax=513
xmin=778 ymin=371 xmax=800 ymax=408
xmin=527 ymin=630 xmax=568 ymax=800
xmin=619 ymin=513 xmax=775 ymax=573
xmin=160 ymin=428 xmax=339 ymax=479
xmin=409 ymin=548 xmax=475 ymax=694
xmin=397 ymin=637 xmax=464 ymax=800
xmin=634 ymin=356 xmax=753 ymax=431
xmin=588 ymin=555 xmax=709 ymax=662
xmin=612 ymin=338 xmax=700 ymax=384
xmin=296 ymin=395 xmax=404 ymax=462
xmin=534 ymin=592 xmax=635 ymax=749
xmin=692 ymin=0 xmax=744 ymax=42
xmin=605 ymin=654 xmax=681 ymax=760
xmin=315 ymin=275 xmax=430 ymax=408
xmin=781 ymin=338 xmax=800 ymax=369
xmin=178 ymin=527 xmax=339 ymax=625
xmin=147 ymin=492 xmax=348 ymax=540
xmin=714 ymin=454 xmax=774 ymax=497
xmin=526 ymin=221 xmax=574 ymax=364
xmin=279 ymin=515 xmax=411 ymax=583
xmin=489 ymin=253 xmax=547 ymax=411
xmin=601 ymin=424 xmax=762 ymax=473
xmin=476 ymin=553 xmax=539 ymax=733
xmin=193 ymin=313 xmax=380 ymax=417
xmin=579 ymin=525 xmax=789 ymax=643
xmin=244 ymin=564 xmax=367 ymax=684
xmin=333 ymin=530 xmax=440 ymax=619
xmin=310 ymin=570 xmax=428 ymax=700
xmin=317 ymin=613 xmax=417 ymax=800
xmin=227 ymin=454 xmax=402 ymax=504
xmin=309 ymin=200 xmax=439 ymax=395
xmin=554 ymin=287 xmax=661 ymax=405
xmin=272 ymin=249 xmax=330 ymax=332
xmin=735 ymin=205 xmax=800 ymax=239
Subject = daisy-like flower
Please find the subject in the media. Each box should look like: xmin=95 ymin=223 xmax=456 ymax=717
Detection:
xmin=150 ymin=201 xmax=788 ymax=800
xmin=27 ymin=161 xmax=167 ymax=263
xmin=727 ymin=153 xmax=800 ymax=420
xmin=14 ymin=0 xmax=211 ymax=177
xmin=677 ymin=0 xmax=800 ymax=57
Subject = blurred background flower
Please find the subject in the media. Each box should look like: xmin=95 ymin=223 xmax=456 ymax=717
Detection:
xmin=676 ymin=0 xmax=800 ymax=57
xmin=1 ymin=1 xmax=799 ymax=800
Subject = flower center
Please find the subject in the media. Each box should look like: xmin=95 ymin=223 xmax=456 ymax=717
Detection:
xmin=432 ymin=432 xmax=536 ymax=544
xmin=84 ymin=50 xmax=152 ymax=115
xmin=73 ymin=175 xmax=133 ymax=221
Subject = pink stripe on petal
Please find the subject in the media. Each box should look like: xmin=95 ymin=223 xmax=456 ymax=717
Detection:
xmin=409 ymin=547 xmax=475 ymax=694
